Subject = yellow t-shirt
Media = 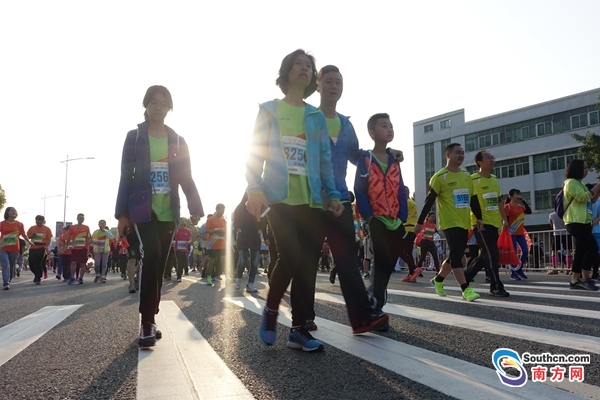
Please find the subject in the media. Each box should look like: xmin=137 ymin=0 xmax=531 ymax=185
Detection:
xmin=429 ymin=168 xmax=475 ymax=230
xmin=277 ymin=100 xmax=311 ymax=206
xmin=326 ymin=116 xmax=341 ymax=144
xmin=149 ymin=135 xmax=174 ymax=221
xmin=470 ymin=173 xmax=502 ymax=229
xmin=405 ymin=198 xmax=417 ymax=228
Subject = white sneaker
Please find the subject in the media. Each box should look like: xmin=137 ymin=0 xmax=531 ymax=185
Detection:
xmin=234 ymin=278 xmax=241 ymax=290
xmin=246 ymin=282 xmax=257 ymax=292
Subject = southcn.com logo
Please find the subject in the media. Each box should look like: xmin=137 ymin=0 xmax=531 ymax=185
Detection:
xmin=492 ymin=348 xmax=590 ymax=387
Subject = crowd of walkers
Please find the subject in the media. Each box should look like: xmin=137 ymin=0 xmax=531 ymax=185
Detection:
xmin=2 ymin=49 xmax=598 ymax=354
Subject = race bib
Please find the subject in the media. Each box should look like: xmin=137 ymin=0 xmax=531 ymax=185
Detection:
xmin=2 ymin=233 xmax=16 ymax=245
xmin=453 ymin=189 xmax=470 ymax=208
xmin=177 ymin=241 xmax=187 ymax=250
xmin=282 ymin=136 xmax=307 ymax=176
xmin=32 ymin=233 xmax=45 ymax=244
xmin=74 ymin=237 xmax=86 ymax=247
xmin=150 ymin=162 xmax=171 ymax=195
xmin=482 ymin=192 xmax=499 ymax=211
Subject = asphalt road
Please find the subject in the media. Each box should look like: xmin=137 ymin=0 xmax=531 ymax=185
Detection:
xmin=0 ymin=267 xmax=598 ymax=400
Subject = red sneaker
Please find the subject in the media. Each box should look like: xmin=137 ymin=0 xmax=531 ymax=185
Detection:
xmin=401 ymin=275 xmax=412 ymax=282
xmin=43 ymin=272 xmax=48 ymax=279
xmin=409 ymin=267 xmax=423 ymax=282
xmin=353 ymin=313 xmax=389 ymax=334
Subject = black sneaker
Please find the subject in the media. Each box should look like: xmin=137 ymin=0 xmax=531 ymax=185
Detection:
xmin=329 ymin=271 xmax=336 ymax=284
xmin=154 ymin=324 xmax=162 ymax=340
xmin=489 ymin=288 xmax=510 ymax=297
xmin=485 ymin=277 xmax=491 ymax=283
xmin=579 ymin=279 xmax=599 ymax=291
xmin=138 ymin=322 xmax=157 ymax=347
xmin=570 ymin=280 xmax=586 ymax=290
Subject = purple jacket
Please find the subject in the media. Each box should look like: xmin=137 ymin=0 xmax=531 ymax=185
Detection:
xmin=114 ymin=121 xmax=204 ymax=225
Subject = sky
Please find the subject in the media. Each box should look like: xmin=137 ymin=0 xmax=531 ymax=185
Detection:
xmin=3 ymin=0 xmax=600 ymax=234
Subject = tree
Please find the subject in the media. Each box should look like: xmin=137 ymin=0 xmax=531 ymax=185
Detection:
xmin=0 ymin=184 xmax=6 ymax=211
xmin=571 ymin=132 xmax=600 ymax=175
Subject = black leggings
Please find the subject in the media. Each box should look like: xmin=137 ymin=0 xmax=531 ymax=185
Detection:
xmin=464 ymin=225 xmax=504 ymax=291
xmin=417 ymin=240 xmax=440 ymax=271
xmin=566 ymin=223 xmax=598 ymax=274
xmin=29 ymin=248 xmax=47 ymax=282
xmin=134 ymin=218 xmax=175 ymax=324
xmin=267 ymin=204 xmax=320 ymax=327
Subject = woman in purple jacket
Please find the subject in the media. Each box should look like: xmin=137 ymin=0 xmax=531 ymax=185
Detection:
xmin=115 ymin=85 xmax=204 ymax=347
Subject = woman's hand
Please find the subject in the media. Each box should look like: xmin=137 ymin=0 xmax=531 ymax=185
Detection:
xmin=247 ymin=193 xmax=268 ymax=221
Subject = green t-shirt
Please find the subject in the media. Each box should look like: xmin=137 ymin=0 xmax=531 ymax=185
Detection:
xmin=326 ymin=115 xmax=341 ymax=143
xmin=429 ymin=168 xmax=474 ymax=230
xmin=470 ymin=172 xmax=502 ymax=228
xmin=372 ymin=154 xmax=402 ymax=231
xmin=276 ymin=100 xmax=312 ymax=206
xmin=563 ymin=178 xmax=593 ymax=225
xmin=149 ymin=135 xmax=174 ymax=222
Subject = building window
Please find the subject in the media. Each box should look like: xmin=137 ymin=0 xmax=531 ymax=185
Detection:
xmin=571 ymin=113 xmax=589 ymax=130
xmin=440 ymin=139 xmax=450 ymax=166
xmin=552 ymin=111 xmax=571 ymax=133
xmin=589 ymin=110 xmax=599 ymax=126
xmin=465 ymin=165 xmax=478 ymax=174
xmin=424 ymin=124 xmax=433 ymax=133
xmin=493 ymin=157 xmax=529 ymax=179
xmin=535 ymin=188 xmax=562 ymax=211
xmin=440 ymin=119 xmax=451 ymax=129
xmin=465 ymin=133 xmax=477 ymax=152
xmin=533 ymin=147 xmax=579 ymax=174
xmin=425 ymin=143 xmax=435 ymax=187
xmin=536 ymin=121 xmax=552 ymax=136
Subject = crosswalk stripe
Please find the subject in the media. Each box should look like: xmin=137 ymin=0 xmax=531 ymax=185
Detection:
xmin=137 ymin=300 xmax=254 ymax=400
xmin=385 ymin=288 xmax=600 ymax=320
xmin=502 ymin=284 xmax=574 ymax=291
xmin=442 ymin=286 xmax=600 ymax=303
xmin=225 ymin=295 xmax=590 ymax=400
xmin=315 ymin=292 xmax=600 ymax=355
xmin=530 ymin=281 xmax=573 ymax=285
xmin=0 ymin=305 xmax=82 ymax=367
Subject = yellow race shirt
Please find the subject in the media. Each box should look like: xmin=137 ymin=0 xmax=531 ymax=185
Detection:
xmin=405 ymin=198 xmax=418 ymax=228
xmin=326 ymin=115 xmax=341 ymax=143
xmin=277 ymin=100 xmax=311 ymax=206
xmin=470 ymin=173 xmax=502 ymax=228
xmin=429 ymin=168 xmax=475 ymax=230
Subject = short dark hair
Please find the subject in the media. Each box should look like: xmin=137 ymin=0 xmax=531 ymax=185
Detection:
xmin=367 ymin=113 xmax=390 ymax=132
xmin=317 ymin=65 xmax=341 ymax=85
xmin=143 ymin=85 xmax=173 ymax=120
xmin=275 ymin=49 xmax=317 ymax=99
xmin=35 ymin=215 xmax=45 ymax=221
xmin=474 ymin=150 xmax=486 ymax=167
xmin=445 ymin=143 xmax=462 ymax=155
xmin=565 ymin=159 xmax=585 ymax=180
xmin=77 ymin=213 xmax=84 ymax=218
xmin=3 ymin=207 xmax=16 ymax=220
xmin=216 ymin=203 xmax=225 ymax=210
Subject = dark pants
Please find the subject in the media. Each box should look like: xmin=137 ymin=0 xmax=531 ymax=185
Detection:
xmin=398 ymin=231 xmax=418 ymax=274
xmin=417 ymin=240 xmax=440 ymax=271
xmin=267 ymin=238 xmax=277 ymax=280
xmin=566 ymin=223 xmax=598 ymax=274
xmin=134 ymin=218 xmax=175 ymax=324
xmin=118 ymin=255 xmax=127 ymax=275
xmin=29 ymin=248 xmax=47 ymax=283
xmin=175 ymin=251 xmax=188 ymax=279
xmin=308 ymin=203 xmax=374 ymax=329
xmin=369 ymin=218 xmax=406 ymax=310
xmin=60 ymin=254 xmax=71 ymax=280
xmin=465 ymin=225 xmax=504 ymax=291
xmin=267 ymin=204 xmax=320 ymax=327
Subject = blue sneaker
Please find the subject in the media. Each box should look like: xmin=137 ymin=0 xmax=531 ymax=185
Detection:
xmin=516 ymin=269 xmax=528 ymax=279
xmin=68 ymin=277 xmax=76 ymax=285
xmin=78 ymin=278 xmax=84 ymax=284
xmin=287 ymin=327 xmax=324 ymax=352
xmin=510 ymin=271 xmax=521 ymax=281
xmin=259 ymin=307 xmax=278 ymax=345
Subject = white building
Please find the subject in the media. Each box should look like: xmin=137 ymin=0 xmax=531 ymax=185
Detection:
xmin=413 ymin=88 xmax=600 ymax=229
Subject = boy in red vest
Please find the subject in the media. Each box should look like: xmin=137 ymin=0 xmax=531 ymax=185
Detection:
xmin=354 ymin=113 xmax=408 ymax=321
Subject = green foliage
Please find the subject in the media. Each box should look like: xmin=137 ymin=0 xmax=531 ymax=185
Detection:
xmin=0 ymin=184 xmax=6 ymax=211
xmin=572 ymin=132 xmax=600 ymax=176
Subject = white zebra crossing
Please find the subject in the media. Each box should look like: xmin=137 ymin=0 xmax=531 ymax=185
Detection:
xmin=224 ymin=295 xmax=594 ymax=400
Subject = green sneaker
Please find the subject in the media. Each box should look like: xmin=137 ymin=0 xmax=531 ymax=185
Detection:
xmin=430 ymin=278 xmax=446 ymax=296
xmin=462 ymin=287 xmax=480 ymax=302
xmin=206 ymin=277 xmax=213 ymax=287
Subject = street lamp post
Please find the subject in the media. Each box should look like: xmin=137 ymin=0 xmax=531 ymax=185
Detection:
xmin=61 ymin=155 xmax=95 ymax=224
xmin=41 ymin=194 xmax=63 ymax=216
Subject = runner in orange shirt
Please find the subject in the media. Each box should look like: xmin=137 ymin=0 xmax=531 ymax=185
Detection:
xmin=1 ymin=207 xmax=33 ymax=290
xmin=27 ymin=215 xmax=54 ymax=285
xmin=67 ymin=213 xmax=91 ymax=284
